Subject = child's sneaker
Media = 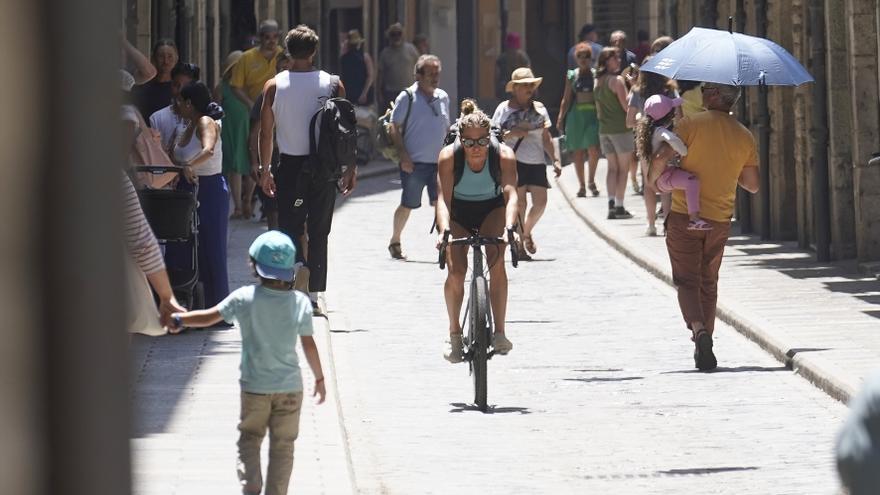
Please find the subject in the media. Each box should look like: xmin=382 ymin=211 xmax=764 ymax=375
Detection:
xmin=687 ymin=218 xmax=713 ymax=231
xmin=646 ymin=224 xmax=657 ymax=236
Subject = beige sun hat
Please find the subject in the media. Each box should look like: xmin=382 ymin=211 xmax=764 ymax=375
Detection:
xmin=505 ymin=67 xmax=543 ymax=93
xmin=222 ymin=50 xmax=244 ymax=77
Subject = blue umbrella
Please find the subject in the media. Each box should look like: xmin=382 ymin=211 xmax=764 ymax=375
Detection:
xmin=641 ymin=27 xmax=813 ymax=86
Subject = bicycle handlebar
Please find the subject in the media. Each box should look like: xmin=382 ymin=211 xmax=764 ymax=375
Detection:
xmin=438 ymin=229 xmax=518 ymax=270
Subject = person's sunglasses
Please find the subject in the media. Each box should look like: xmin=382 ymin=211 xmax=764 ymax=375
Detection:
xmin=576 ymin=53 xmax=591 ymax=59
xmin=461 ymin=137 xmax=490 ymax=148
xmin=701 ymin=84 xmax=718 ymax=93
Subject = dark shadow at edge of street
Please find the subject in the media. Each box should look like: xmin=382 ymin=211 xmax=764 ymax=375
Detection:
xmin=130 ymin=331 xmax=228 ymax=438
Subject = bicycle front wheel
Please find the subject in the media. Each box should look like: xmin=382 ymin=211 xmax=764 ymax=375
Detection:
xmin=469 ymin=275 xmax=490 ymax=412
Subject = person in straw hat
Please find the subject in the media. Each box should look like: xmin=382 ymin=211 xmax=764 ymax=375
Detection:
xmin=491 ymin=67 xmax=562 ymax=261
xmin=215 ymin=50 xmax=255 ymax=220
xmin=340 ymin=29 xmax=375 ymax=106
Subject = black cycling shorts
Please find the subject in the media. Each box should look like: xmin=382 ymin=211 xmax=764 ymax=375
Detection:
xmin=451 ymin=195 xmax=505 ymax=232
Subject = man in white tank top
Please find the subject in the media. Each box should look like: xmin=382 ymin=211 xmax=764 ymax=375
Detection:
xmin=258 ymin=25 xmax=357 ymax=314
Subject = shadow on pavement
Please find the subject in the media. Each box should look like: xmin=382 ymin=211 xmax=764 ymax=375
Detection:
xmin=581 ymin=465 xmax=760 ymax=480
xmin=130 ymin=331 xmax=232 ymax=438
xmin=655 ymin=466 xmax=760 ymax=476
xmin=785 ymin=347 xmax=832 ymax=358
xmin=661 ymin=365 xmax=789 ymax=374
xmin=448 ymin=403 xmax=532 ymax=415
xmin=564 ymin=376 xmax=644 ymax=383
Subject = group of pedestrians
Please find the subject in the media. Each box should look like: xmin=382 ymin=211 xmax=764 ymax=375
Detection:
xmin=124 ymin=22 xmax=357 ymax=495
xmin=120 ymin=19 xmax=765 ymax=494
xmin=374 ymin=24 xmax=763 ymax=375
xmin=122 ymin=37 xmax=231 ymax=326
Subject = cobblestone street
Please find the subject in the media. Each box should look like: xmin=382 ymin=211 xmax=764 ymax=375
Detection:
xmin=324 ymin=171 xmax=848 ymax=494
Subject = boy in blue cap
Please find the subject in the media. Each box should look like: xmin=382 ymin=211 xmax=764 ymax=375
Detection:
xmin=170 ymin=230 xmax=325 ymax=495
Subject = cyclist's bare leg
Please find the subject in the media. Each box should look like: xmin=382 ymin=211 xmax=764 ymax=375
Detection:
xmin=443 ymin=221 xmax=470 ymax=334
xmin=522 ymin=185 xmax=548 ymax=240
xmin=481 ymin=208 xmax=508 ymax=335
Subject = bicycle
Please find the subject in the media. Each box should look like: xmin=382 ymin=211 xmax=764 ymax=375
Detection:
xmin=439 ymin=227 xmax=518 ymax=412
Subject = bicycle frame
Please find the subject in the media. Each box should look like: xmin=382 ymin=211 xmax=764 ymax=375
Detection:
xmin=439 ymin=228 xmax=517 ymax=411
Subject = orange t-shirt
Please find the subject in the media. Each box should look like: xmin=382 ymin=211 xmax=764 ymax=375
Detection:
xmin=672 ymin=110 xmax=758 ymax=222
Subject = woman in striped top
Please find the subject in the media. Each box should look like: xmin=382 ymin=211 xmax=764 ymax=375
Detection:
xmin=122 ymin=170 xmax=185 ymax=329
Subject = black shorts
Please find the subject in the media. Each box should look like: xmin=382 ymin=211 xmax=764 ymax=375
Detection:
xmin=517 ymin=161 xmax=551 ymax=188
xmin=451 ymin=195 xmax=505 ymax=232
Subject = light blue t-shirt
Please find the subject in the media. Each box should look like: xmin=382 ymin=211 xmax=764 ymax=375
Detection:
xmin=391 ymin=83 xmax=450 ymax=163
xmin=218 ymin=285 xmax=314 ymax=394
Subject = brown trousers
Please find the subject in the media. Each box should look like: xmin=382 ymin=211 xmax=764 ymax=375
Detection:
xmin=665 ymin=212 xmax=732 ymax=334
xmin=237 ymin=391 xmax=304 ymax=495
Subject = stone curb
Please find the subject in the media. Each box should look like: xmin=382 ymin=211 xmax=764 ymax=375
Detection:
xmin=313 ymin=311 xmax=358 ymax=494
xmin=555 ymin=176 xmax=855 ymax=404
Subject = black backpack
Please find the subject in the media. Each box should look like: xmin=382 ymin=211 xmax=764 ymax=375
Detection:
xmin=452 ymin=137 xmax=503 ymax=188
xmin=308 ymin=78 xmax=358 ymax=182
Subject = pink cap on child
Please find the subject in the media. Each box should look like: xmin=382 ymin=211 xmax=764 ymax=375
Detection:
xmin=644 ymin=94 xmax=683 ymax=121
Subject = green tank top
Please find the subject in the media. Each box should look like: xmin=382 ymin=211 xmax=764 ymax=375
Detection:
xmin=594 ymin=76 xmax=627 ymax=134
xmin=454 ymin=157 xmax=501 ymax=202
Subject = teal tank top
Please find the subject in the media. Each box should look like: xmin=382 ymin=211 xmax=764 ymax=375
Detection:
xmin=454 ymin=157 xmax=501 ymax=201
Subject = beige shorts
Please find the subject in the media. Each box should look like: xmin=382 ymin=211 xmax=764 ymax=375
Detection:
xmin=599 ymin=132 xmax=635 ymax=155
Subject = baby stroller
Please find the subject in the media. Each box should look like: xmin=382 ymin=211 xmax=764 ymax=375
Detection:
xmin=133 ymin=165 xmax=204 ymax=310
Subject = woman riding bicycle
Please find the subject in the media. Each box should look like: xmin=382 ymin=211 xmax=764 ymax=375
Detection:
xmin=436 ymin=100 xmax=519 ymax=363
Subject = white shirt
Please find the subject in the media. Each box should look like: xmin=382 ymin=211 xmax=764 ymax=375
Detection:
xmin=272 ymin=70 xmax=335 ymax=156
xmin=173 ymin=122 xmax=224 ymax=176
xmin=149 ymin=105 xmax=185 ymax=152
xmin=492 ymin=100 xmax=551 ymax=165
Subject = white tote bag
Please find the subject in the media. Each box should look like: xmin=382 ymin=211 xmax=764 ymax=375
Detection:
xmin=125 ymin=253 xmax=167 ymax=336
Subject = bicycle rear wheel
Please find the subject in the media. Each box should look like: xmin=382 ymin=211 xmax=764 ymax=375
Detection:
xmin=469 ymin=275 xmax=490 ymax=411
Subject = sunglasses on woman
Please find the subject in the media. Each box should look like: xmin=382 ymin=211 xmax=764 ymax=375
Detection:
xmin=461 ymin=137 xmax=490 ymax=148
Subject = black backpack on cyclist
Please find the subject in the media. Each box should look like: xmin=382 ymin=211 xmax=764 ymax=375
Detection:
xmin=452 ymin=137 xmax=503 ymax=188
xmin=307 ymin=76 xmax=358 ymax=182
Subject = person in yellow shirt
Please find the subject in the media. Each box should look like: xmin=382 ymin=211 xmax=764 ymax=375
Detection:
xmin=652 ymin=82 xmax=760 ymax=371
xmin=230 ymin=19 xmax=284 ymax=110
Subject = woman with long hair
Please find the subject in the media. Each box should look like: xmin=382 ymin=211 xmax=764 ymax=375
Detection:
xmin=171 ymin=81 xmax=230 ymax=311
xmin=557 ymin=42 xmax=600 ymax=198
xmin=595 ymin=47 xmax=635 ymax=219
xmin=492 ymin=68 xmax=562 ymax=260
xmin=626 ymin=57 xmax=676 ymax=235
